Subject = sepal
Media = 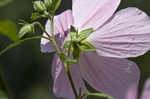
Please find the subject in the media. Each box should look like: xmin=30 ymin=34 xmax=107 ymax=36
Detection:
xmin=78 ymin=40 xmax=96 ymax=52
xmin=59 ymin=53 xmax=77 ymax=64
xmin=78 ymin=28 xmax=93 ymax=41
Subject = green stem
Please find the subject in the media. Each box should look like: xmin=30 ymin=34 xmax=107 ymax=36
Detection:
xmin=49 ymin=16 xmax=61 ymax=55
xmin=50 ymin=16 xmax=54 ymax=37
xmin=49 ymin=16 xmax=79 ymax=99
xmin=64 ymin=63 xmax=78 ymax=99
xmin=0 ymin=36 xmax=48 ymax=56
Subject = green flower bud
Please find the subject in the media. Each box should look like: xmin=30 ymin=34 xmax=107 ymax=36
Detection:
xmin=51 ymin=0 xmax=62 ymax=11
xmin=44 ymin=0 xmax=53 ymax=10
xmin=18 ymin=24 xmax=35 ymax=39
xmin=33 ymin=1 xmax=46 ymax=12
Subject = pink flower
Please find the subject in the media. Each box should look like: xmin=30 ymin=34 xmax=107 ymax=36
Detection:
xmin=126 ymin=78 xmax=150 ymax=99
xmin=41 ymin=0 xmax=150 ymax=99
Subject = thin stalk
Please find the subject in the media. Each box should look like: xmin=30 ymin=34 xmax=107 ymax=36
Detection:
xmin=49 ymin=16 xmax=61 ymax=55
xmin=49 ymin=16 xmax=79 ymax=99
xmin=50 ymin=16 xmax=54 ymax=37
xmin=64 ymin=63 xmax=78 ymax=99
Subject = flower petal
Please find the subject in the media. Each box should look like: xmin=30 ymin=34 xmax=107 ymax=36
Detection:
xmin=52 ymin=55 xmax=87 ymax=99
xmin=87 ymin=7 xmax=150 ymax=58
xmin=41 ymin=10 xmax=74 ymax=53
xmin=125 ymin=85 xmax=137 ymax=99
xmin=72 ymin=0 xmax=120 ymax=30
xmin=141 ymin=78 xmax=150 ymax=99
xmin=79 ymin=52 xmax=140 ymax=99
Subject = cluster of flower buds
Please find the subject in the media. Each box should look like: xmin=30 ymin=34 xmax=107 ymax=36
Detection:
xmin=18 ymin=0 xmax=62 ymax=39
xmin=33 ymin=0 xmax=62 ymax=12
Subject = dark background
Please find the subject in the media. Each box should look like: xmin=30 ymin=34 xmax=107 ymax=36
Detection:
xmin=0 ymin=0 xmax=150 ymax=99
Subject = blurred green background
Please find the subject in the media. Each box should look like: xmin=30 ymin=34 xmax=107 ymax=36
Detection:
xmin=0 ymin=0 xmax=150 ymax=99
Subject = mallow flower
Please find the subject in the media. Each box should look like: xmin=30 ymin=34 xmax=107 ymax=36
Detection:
xmin=41 ymin=0 xmax=150 ymax=99
xmin=126 ymin=78 xmax=150 ymax=99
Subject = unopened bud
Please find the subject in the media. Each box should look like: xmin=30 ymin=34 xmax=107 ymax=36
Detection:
xmin=44 ymin=0 xmax=53 ymax=10
xmin=33 ymin=1 xmax=46 ymax=12
xmin=18 ymin=24 xmax=35 ymax=39
xmin=51 ymin=0 xmax=62 ymax=11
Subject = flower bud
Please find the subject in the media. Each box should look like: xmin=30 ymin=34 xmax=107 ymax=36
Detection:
xmin=33 ymin=1 xmax=46 ymax=12
xmin=50 ymin=0 xmax=62 ymax=11
xmin=18 ymin=24 xmax=35 ymax=39
xmin=44 ymin=0 xmax=53 ymax=10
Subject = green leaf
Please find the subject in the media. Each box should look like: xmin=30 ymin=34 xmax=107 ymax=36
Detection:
xmin=0 ymin=0 xmax=12 ymax=7
xmin=85 ymin=93 xmax=114 ymax=99
xmin=31 ymin=13 xmax=42 ymax=21
xmin=79 ymin=40 xmax=96 ymax=52
xmin=0 ymin=20 xmax=18 ymax=41
xmin=78 ymin=28 xmax=93 ymax=41
xmin=0 ymin=36 xmax=46 ymax=56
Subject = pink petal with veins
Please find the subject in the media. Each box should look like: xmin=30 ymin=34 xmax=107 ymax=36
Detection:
xmin=72 ymin=0 xmax=120 ymax=30
xmin=79 ymin=52 xmax=140 ymax=99
xmin=88 ymin=8 xmax=150 ymax=58
xmin=41 ymin=10 xmax=73 ymax=53
xmin=52 ymin=55 xmax=87 ymax=99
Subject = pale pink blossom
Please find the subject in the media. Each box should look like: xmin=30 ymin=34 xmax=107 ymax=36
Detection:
xmin=126 ymin=78 xmax=150 ymax=99
xmin=40 ymin=0 xmax=150 ymax=99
